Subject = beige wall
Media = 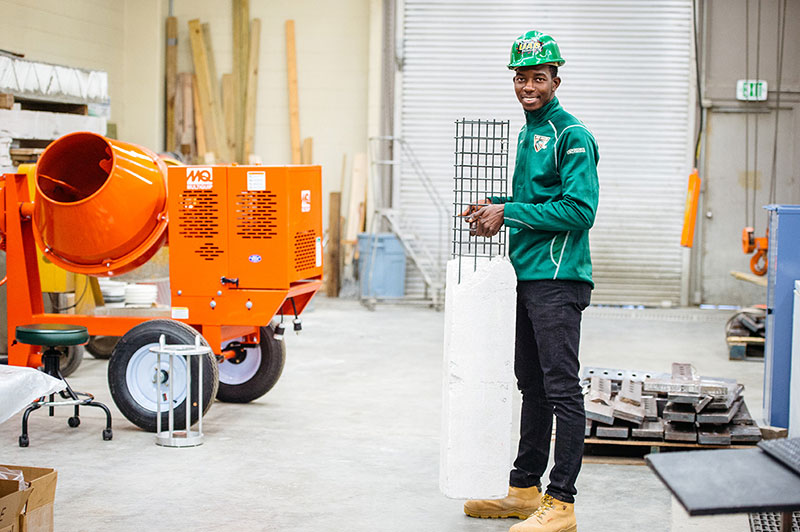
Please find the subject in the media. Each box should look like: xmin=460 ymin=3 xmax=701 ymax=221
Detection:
xmin=0 ymin=0 xmax=374 ymax=213
xmin=167 ymin=0 xmax=372 ymax=225
xmin=0 ymin=0 xmax=164 ymax=150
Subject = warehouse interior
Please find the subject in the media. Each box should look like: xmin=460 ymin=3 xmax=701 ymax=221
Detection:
xmin=0 ymin=1 xmax=798 ymax=531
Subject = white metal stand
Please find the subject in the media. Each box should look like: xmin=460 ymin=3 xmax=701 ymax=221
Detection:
xmin=150 ymin=334 xmax=210 ymax=447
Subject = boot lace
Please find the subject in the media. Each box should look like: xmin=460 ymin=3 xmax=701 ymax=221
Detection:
xmin=532 ymin=494 xmax=554 ymax=519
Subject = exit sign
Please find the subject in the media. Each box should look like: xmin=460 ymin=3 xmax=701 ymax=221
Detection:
xmin=737 ymin=79 xmax=768 ymax=101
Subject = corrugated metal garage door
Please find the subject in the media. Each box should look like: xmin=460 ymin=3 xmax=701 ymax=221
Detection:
xmin=397 ymin=0 xmax=693 ymax=305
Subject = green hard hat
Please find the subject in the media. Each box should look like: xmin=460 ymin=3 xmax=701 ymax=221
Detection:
xmin=508 ymin=30 xmax=565 ymax=70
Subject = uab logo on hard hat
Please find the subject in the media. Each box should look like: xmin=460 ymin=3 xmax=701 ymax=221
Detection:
xmin=516 ymin=39 xmax=543 ymax=55
xmin=508 ymin=30 xmax=566 ymax=70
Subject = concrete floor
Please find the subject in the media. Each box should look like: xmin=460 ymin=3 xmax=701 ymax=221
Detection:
xmin=0 ymin=298 xmax=765 ymax=531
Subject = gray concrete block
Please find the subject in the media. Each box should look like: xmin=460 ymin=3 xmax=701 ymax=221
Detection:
xmin=663 ymin=402 xmax=696 ymax=423
xmin=632 ymin=419 xmax=665 ymax=440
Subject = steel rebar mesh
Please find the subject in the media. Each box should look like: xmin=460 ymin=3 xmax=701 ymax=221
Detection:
xmin=452 ymin=118 xmax=510 ymax=281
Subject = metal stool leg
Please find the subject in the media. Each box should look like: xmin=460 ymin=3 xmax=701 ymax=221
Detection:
xmin=20 ymin=402 xmax=42 ymax=447
xmin=83 ymin=401 xmax=113 ymax=440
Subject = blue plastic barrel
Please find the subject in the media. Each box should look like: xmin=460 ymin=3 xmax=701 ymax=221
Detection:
xmin=357 ymin=233 xmax=406 ymax=298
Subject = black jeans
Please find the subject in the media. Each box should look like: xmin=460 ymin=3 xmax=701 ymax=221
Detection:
xmin=509 ymin=280 xmax=591 ymax=504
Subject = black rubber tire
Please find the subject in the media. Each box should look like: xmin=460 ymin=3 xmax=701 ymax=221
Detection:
xmin=68 ymin=416 xmax=80 ymax=428
xmin=102 ymin=428 xmax=113 ymax=441
xmin=108 ymin=319 xmax=219 ymax=432
xmin=59 ymin=345 xmax=83 ymax=378
xmin=216 ymin=325 xmax=286 ymax=403
xmin=19 ymin=435 xmax=29 ymax=447
xmin=85 ymin=336 xmax=120 ymax=360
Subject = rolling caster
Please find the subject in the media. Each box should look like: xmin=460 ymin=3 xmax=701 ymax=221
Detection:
xmin=19 ymin=435 xmax=29 ymax=447
xmin=68 ymin=416 xmax=81 ymax=428
xmin=102 ymin=428 xmax=113 ymax=441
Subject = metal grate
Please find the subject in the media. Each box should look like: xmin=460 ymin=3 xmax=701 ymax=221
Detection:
xmin=234 ymin=191 xmax=278 ymax=239
xmin=749 ymin=511 xmax=800 ymax=532
xmin=196 ymin=243 xmax=222 ymax=261
xmin=294 ymin=230 xmax=317 ymax=272
xmin=452 ymin=118 xmax=509 ymax=282
xmin=177 ymin=191 xmax=220 ymax=238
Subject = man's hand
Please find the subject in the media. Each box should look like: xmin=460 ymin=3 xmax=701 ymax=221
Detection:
xmin=458 ymin=198 xmax=491 ymax=217
xmin=467 ymin=203 xmax=504 ymax=237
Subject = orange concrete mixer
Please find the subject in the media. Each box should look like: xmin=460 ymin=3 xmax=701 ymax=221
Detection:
xmin=1 ymin=132 xmax=323 ymax=432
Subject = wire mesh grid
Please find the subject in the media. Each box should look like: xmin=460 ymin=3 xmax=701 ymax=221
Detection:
xmin=452 ymin=118 xmax=510 ymax=281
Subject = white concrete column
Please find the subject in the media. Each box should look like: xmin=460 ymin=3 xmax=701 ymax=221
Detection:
xmin=440 ymin=257 xmax=517 ymax=499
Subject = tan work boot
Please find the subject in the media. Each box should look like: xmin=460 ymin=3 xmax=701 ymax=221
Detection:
xmin=509 ymin=494 xmax=577 ymax=532
xmin=463 ymin=486 xmax=542 ymax=519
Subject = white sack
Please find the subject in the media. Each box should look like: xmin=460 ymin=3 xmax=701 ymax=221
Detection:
xmin=0 ymin=366 xmax=67 ymax=424
xmin=440 ymin=257 xmax=517 ymax=499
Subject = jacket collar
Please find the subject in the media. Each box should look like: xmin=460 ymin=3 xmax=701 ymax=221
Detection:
xmin=524 ymin=96 xmax=560 ymax=128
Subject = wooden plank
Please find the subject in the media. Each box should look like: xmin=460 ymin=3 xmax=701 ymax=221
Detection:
xmin=343 ymin=153 xmax=368 ymax=265
xmin=726 ymin=336 xmax=765 ymax=345
xmin=192 ymin=73 xmax=207 ymax=159
xmin=165 ymin=16 xmax=178 ymax=152
xmin=232 ymin=0 xmax=249 ymax=163
xmin=0 ymin=93 xmax=14 ymax=109
xmin=243 ymin=18 xmax=261 ymax=159
xmin=301 ymin=137 xmax=312 ymax=164
xmin=325 ymin=192 xmax=342 ymax=297
xmin=188 ymin=19 xmax=217 ymax=157
xmin=15 ymin=100 xmax=87 ymax=115
xmin=222 ymin=73 xmax=235 ymax=157
xmin=188 ymin=19 xmax=228 ymax=162
xmin=176 ymin=73 xmax=195 ymax=160
xmin=201 ymin=21 xmax=229 ymax=161
xmin=730 ymin=270 xmax=768 ymax=287
xmin=202 ymin=23 xmax=220 ymax=104
xmin=285 ymin=20 xmax=301 ymax=164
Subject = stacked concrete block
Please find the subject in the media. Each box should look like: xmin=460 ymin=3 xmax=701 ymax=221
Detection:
xmin=440 ymin=258 xmax=516 ymax=499
xmin=583 ymin=363 xmax=761 ymax=446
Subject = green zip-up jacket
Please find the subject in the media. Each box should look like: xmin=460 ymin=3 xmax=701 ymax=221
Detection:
xmin=489 ymin=97 xmax=599 ymax=287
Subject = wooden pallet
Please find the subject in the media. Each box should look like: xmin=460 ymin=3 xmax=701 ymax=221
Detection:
xmin=727 ymin=335 xmax=765 ymax=360
xmin=583 ymin=437 xmax=758 ymax=465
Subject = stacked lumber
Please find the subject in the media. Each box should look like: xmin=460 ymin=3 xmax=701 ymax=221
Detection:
xmin=584 ymin=363 xmax=761 ymax=446
xmin=166 ymin=4 xmax=261 ymax=164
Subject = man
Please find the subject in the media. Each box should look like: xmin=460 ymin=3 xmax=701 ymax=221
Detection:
xmin=463 ymin=30 xmax=599 ymax=532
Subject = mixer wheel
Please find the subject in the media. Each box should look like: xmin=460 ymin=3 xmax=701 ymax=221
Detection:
xmin=108 ymin=319 xmax=219 ymax=432
xmin=216 ymin=325 xmax=286 ymax=403
xmin=85 ymin=335 xmax=120 ymax=360
xmin=59 ymin=345 xmax=84 ymax=378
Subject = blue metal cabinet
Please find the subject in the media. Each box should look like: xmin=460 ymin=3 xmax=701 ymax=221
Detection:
xmin=764 ymin=205 xmax=800 ymax=428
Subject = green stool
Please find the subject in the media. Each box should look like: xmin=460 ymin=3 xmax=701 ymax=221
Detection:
xmin=15 ymin=324 xmax=113 ymax=447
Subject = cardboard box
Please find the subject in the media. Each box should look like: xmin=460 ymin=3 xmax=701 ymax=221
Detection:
xmin=0 ymin=466 xmax=57 ymax=532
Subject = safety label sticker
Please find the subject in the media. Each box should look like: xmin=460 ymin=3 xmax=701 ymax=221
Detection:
xmin=247 ymin=171 xmax=266 ymax=191
xmin=171 ymin=307 xmax=189 ymax=320
xmin=301 ymin=190 xmax=311 ymax=212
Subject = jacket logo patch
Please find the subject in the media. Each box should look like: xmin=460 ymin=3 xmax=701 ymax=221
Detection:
xmin=566 ymin=147 xmax=586 ymax=155
xmin=533 ymin=135 xmax=551 ymax=152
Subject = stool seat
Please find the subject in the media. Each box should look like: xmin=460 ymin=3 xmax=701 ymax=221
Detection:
xmin=16 ymin=324 xmax=89 ymax=347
